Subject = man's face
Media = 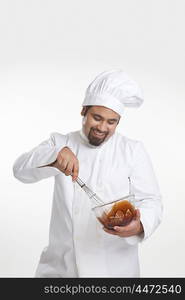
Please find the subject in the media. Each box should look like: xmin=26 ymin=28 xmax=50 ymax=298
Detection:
xmin=81 ymin=106 xmax=120 ymax=146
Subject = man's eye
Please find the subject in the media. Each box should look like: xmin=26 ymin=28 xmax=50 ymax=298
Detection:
xmin=108 ymin=121 xmax=115 ymax=125
xmin=94 ymin=116 xmax=101 ymax=121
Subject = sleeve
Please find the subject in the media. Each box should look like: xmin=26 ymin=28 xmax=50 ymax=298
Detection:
xmin=13 ymin=132 xmax=67 ymax=183
xmin=125 ymin=141 xmax=163 ymax=245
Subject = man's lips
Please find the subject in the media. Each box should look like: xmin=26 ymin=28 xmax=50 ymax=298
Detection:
xmin=92 ymin=129 xmax=107 ymax=138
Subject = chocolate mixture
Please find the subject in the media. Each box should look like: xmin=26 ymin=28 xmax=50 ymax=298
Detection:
xmin=98 ymin=200 xmax=136 ymax=229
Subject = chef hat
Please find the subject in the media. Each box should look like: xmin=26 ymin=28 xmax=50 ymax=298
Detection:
xmin=82 ymin=69 xmax=144 ymax=115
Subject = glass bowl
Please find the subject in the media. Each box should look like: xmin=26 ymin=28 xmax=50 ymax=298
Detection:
xmin=92 ymin=194 xmax=136 ymax=230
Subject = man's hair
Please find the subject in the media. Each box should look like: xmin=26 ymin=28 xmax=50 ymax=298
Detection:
xmin=82 ymin=105 xmax=92 ymax=116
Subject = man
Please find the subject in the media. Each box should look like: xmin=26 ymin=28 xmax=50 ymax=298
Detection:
xmin=13 ymin=69 xmax=162 ymax=277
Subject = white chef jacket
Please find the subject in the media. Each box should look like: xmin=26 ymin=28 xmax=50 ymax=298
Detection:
xmin=13 ymin=130 xmax=162 ymax=278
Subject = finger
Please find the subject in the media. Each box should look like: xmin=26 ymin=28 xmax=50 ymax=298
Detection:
xmin=113 ymin=223 xmax=134 ymax=234
xmin=64 ymin=162 xmax=73 ymax=176
xmin=57 ymin=153 xmax=65 ymax=165
xmin=113 ymin=226 xmax=135 ymax=237
xmin=134 ymin=209 xmax=140 ymax=221
xmin=72 ymin=160 xmax=79 ymax=181
xmin=57 ymin=157 xmax=67 ymax=170
xmin=61 ymin=162 xmax=68 ymax=172
xmin=57 ymin=157 xmax=63 ymax=166
xmin=113 ymin=226 xmax=126 ymax=233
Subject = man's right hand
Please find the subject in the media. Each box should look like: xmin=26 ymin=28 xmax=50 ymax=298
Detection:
xmin=51 ymin=147 xmax=79 ymax=181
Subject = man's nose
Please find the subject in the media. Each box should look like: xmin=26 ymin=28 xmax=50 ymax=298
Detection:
xmin=97 ymin=121 xmax=107 ymax=132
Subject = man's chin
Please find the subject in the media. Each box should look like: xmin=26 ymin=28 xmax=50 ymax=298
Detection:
xmin=88 ymin=136 xmax=105 ymax=146
xmin=87 ymin=129 xmax=109 ymax=146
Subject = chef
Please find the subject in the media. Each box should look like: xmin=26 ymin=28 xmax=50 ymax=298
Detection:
xmin=13 ymin=69 xmax=162 ymax=277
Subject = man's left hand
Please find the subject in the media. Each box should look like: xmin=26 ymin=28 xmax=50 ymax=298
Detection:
xmin=103 ymin=209 xmax=144 ymax=237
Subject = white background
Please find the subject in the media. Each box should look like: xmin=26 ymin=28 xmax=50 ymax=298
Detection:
xmin=0 ymin=0 xmax=185 ymax=277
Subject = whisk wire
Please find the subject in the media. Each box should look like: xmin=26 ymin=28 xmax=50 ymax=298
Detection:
xmin=75 ymin=177 xmax=104 ymax=206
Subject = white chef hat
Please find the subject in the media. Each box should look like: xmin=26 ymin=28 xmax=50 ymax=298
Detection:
xmin=82 ymin=69 xmax=144 ymax=115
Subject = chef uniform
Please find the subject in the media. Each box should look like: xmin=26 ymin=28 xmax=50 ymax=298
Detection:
xmin=13 ymin=70 xmax=162 ymax=277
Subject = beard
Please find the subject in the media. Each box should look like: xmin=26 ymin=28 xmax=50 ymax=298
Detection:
xmin=88 ymin=128 xmax=109 ymax=146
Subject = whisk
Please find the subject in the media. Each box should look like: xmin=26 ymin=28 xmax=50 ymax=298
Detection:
xmin=75 ymin=176 xmax=135 ymax=208
xmin=75 ymin=176 xmax=104 ymax=207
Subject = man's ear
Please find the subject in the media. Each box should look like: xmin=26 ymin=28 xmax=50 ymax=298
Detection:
xmin=81 ymin=106 xmax=88 ymax=116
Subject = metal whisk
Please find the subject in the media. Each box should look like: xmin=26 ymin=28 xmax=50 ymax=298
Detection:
xmin=75 ymin=177 xmax=104 ymax=207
